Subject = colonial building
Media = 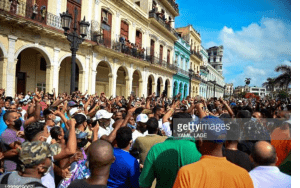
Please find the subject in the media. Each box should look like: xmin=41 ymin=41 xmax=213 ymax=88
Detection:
xmin=199 ymin=48 xmax=208 ymax=99
xmin=206 ymin=62 xmax=225 ymax=98
xmin=172 ymin=36 xmax=190 ymax=100
xmin=225 ymin=83 xmax=234 ymax=98
xmin=176 ymin=25 xmax=203 ymax=97
xmin=0 ymin=0 xmax=180 ymax=98
xmin=207 ymin=45 xmax=223 ymax=75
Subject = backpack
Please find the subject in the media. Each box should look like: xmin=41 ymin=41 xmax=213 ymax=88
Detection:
xmin=0 ymin=173 xmax=46 ymax=187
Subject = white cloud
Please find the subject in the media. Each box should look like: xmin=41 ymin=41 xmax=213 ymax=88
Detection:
xmin=217 ymin=18 xmax=291 ymax=87
xmin=220 ymin=18 xmax=290 ymax=63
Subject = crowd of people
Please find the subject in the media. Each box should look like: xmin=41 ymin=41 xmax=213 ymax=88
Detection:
xmin=0 ymin=88 xmax=291 ymax=187
xmin=119 ymin=35 xmax=146 ymax=59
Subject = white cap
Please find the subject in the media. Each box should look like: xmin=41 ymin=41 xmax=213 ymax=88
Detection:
xmin=95 ymin=110 xmax=113 ymax=120
xmin=238 ymin=100 xmax=242 ymax=103
xmin=69 ymin=107 xmax=79 ymax=117
xmin=136 ymin=114 xmax=148 ymax=123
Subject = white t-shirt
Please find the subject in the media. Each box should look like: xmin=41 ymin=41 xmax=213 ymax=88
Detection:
xmin=97 ymin=119 xmax=114 ymax=139
xmin=162 ymin=122 xmax=172 ymax=137
xmin=158 ymin=119 xmax=163 ymax=129
xmin=133 ymin=130 xmax=148 ymax=141
xmin=20 ymin=109 xmax=27 ymax=119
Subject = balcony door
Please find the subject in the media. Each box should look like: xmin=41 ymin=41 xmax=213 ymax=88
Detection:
xmin=159 ymin=45 xmax=163 ymax=63
xmin=167 ymin=49 xmax=170 ymax=64
xmin=120 ymin=21 xmax=129 ymax=40
xmin=67 ymin=0 xmax=81 ymax=35
xmin=135 ymin=30 xmax=142 ymax=49
xmin=101 ymin=9 xmax=112 ymax=48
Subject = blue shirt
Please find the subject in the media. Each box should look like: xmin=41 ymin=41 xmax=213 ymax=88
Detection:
xmin=0 ymin=109 xmax=7 ymax=136
xmin=107 ymin=148 xmax=140 ymax=188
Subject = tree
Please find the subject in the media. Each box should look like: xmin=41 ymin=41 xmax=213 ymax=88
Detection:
xmin=274 ymin=64 xmax=291 ymax=91
xmin=262 ymin=77 xmax=276 ymax=98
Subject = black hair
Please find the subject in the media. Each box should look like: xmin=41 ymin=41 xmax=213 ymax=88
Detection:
xmin=116 ymin=127 xmax=132 ymax=149
xmin=43 ymin=109 xmax=52 ymax=118
xmin=146 ymin=117 xmax=159 ymax=134
xmin=3 ymin=111 xmax=14 ymax=122
xmin=251 ymin=143 xmax=277 ymax=166
xmin=74 ymin=114 xmax=87 ymax=125
xmin=236 ymin=110 xmax=251 ymax=118
xmin=24 ymin=122 xmax=45 ymax=141
xmin=153 ymin=105 xmax=163 ymax=114
xmin=171 ymin=112 xmax=192 ymax=132
xmin=50 ymin=126 xmax=63 ymax=140
xmin=134 ymin=107 xmax=144 ymax=115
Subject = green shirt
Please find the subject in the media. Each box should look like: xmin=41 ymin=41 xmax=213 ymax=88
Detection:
xmin=139 ymin=137 xmax=201 ymax=188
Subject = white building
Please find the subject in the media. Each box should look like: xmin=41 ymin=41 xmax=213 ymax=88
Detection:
xmin=206 ymin=62 xmax=225 ymax=98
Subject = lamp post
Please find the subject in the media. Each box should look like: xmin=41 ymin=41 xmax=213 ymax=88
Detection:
xmin=60 ymin=8 xmax=90 ymax=94
xmin=188 ymin=69 xmax=194 ymax=97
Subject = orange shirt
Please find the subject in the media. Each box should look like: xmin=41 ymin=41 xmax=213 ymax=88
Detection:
xmin=271 ymin=127 xmax=291 ymax=166
xmin=173 ymin=155 xmax=254 ymax=188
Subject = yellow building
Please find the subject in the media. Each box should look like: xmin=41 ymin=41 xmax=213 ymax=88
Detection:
xmin=0 ymin=0 xmax=180 ymax=97
xmin=176 ymin=25 xmax=204 ymax=97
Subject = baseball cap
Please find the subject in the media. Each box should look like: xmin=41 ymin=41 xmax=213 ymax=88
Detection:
xmin=68 ymin=101 xmax=78 ymax=107
xmin=238 ymin=100 xmax=242 ymax=103
xmin=19 ymin=141 xmax=61 ymax=168
xmin=136 ymin=114 xmax=148 ymax=123
xmin=95 ymin=110 xmax=113 ymax=120
xmin=69 ymin=107 xmax=79 ymax=117
xmin=199 ymin=115 xmax=227 ymax=143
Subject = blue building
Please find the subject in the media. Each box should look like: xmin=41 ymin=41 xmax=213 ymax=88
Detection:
xmin=173 ymin=37 xmax=191 ymax=100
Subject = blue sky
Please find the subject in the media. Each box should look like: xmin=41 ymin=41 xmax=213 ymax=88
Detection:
xmin=175 ymin=0 xmax=291 ymax=87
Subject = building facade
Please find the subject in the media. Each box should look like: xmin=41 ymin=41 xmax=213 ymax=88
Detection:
xmin=173 ymin=37 xmax=190 ymax=100
xmin=0 ymin=0 xmax=180 ymax=98
xmin=225 ymin=83 xmax=234 ymax=98
xmin=176 ymin=25 xmax=203 ymax=97
xmin=207 ymin=45 xmax=223 ymax=75
xmin=206 ymin=62 xmax=225 ymax=98
xmin=199 ymin=47 xmax=208 ymax=99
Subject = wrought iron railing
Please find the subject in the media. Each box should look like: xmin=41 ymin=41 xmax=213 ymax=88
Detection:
xmin=191 ymin=50 xmax=203 ymax=60
xmin=167 ymin=0 xmax=179 ymax=13
xmin=146 ymin=55 xmax=177 ymax=71
xmin=177 ymin=67 xmax=189 ymax=76
xmin=149 ymin=12 xmax=178 ymax=38
xmin=0 ymin=0 xmax=64 ymax=31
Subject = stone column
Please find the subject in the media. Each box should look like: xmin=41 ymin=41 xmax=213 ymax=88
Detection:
xmin=109 ymin=70 xmax=116 ymax=97
xmin=125 ymin=76 xmax=132 ymax=98
xmin=138 ymin=79 xmax=143 ymax=98
xmin=84 ymin=56 xmax=90 ymax=92
xmin=6 ymin=35 xmax=18 ymax=97
xmin=45 ymin=64 xmax=53 ymax=93
xmin=91 ymin=69 xmax=97 ymax=94
xmin=0 ymin=57 xmax=8 ymax=89
xmin=52 ymin=48 xmax=60 ymax=96
xmin=78 ymin=70 xmax=85 ymax=92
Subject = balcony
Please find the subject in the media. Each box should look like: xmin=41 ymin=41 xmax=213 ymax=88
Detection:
xmin=167 ymin=0 xmax=179 ymax=13
xmin=148 ymin=12 xmax=178 ymax=40
xmin=190 ymin=50 xmax=203 ymax=61
xmin=158 ymin=0 xmax=179 ymax=16
xmin=146 ymin=55 xmax=177 ymax=71
xmin=0 ymin=0 xmax=69 ymax=41
xmin=177 ymin=67 xmax=189 ymax=77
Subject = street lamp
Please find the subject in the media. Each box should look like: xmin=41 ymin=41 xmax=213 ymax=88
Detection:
xmin=188 ymin=69 xmax=194 ymax=97
xmin=60 ymin=8 xmax=90 ymax=94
